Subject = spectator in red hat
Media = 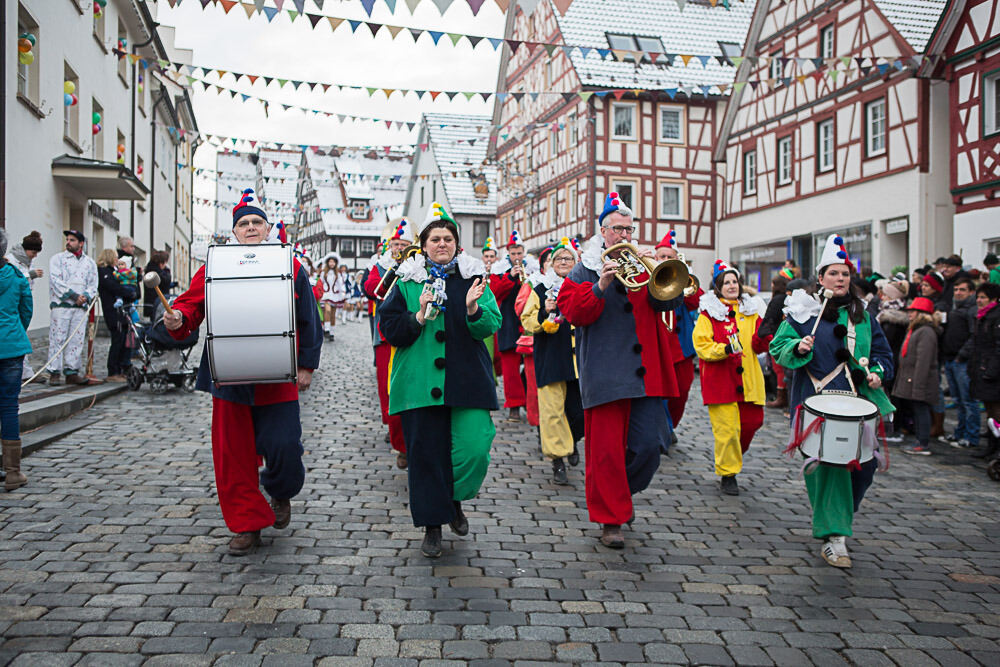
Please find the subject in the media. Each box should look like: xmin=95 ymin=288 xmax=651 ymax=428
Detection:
xmin=892 ymin=297 xmax=942 ymax=456
xmin=919 ymin=270 xmax=947 ymax=311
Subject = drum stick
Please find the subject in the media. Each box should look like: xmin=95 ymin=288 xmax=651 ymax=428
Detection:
xmin=142 ymin=273 xmax=175 ymax=317
xmin=809 ymin=289 xmax=835 ymax=337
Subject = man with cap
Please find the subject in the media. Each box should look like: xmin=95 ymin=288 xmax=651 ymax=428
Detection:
xmin=940 ymin=254 xmax=970 ymax=309
xmin=364 ymin=217 xmax=414 ymax=468
xmin=490 ymin=230 xmax=529 ymax=420
xmin=558 ymin=193 xmax=683 ymax=549
xmin=163 ymin=189 xmax=323 ymax=556
xmin=46 ymin=230 xmax=98 ymax=386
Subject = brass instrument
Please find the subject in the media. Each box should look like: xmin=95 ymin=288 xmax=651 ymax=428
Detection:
xmin=602 ymin=243 xmax=690 ymax=301
xmin=374 ymin=244 xmax=421 ymax=300
xmin=512 ymin=258 xmax=525 ymax=283
xmin=684 ymin=273 xmax=700 ymax=298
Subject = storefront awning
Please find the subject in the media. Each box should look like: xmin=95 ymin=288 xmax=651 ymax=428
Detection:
xmin=51 ymin=154 xmax=150 ymax=201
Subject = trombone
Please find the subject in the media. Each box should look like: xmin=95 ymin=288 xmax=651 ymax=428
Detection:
xmin=374 ymin=244 xmax=421 ymax=300
xmin=601 ymin=243 xmax=690 ymax=301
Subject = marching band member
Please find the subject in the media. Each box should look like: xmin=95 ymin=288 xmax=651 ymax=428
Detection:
xmin=693 ymin=261 xmax=769 ymax=496
xmin=490 ymin=231 xmax=529 ymax=420
xmin=770 ymin=234 xmax=894 ymax=568
xmin=481 ymin=237 xmax=501 ymax=378
xmin=164 ymin=189 xmax=323 ymax=556
xmin=516 ymin=248 xmax=551 ymax=428
xmin=558 ymin=193 xmax=682 ymax=549
xmin=481 ymin=237 xmax=498 ymax=272
xmin=379 ymin=203 xmax=501 ymax=558
xmin=521 ymin=238 xmax=583 ymax=485
xmin=363 ymin=218 xmax=414 ymax=468
xmin=654 ymin=231 xmax=702 ymax=435
xmin=318 ymin=253 xmax=341 ymax=341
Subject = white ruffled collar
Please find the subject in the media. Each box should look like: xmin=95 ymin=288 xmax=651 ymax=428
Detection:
xmin=698 ymin=291 xmax=766 ymax=322
xmin=580 ymin=234 xmax=604 ymax=272
xmin=491 ymin=256 xmax=511 ymax=276
xmin=397 ymin=251 xmax=485 ymax=283
xmin=782 ymin=288 xmax=822 ymax=324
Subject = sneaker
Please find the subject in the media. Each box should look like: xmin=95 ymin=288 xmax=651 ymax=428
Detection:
xmin=902 ymin=444 xmax=932 ymax=456
xmin=552 ymin=458 xmax=569 ymax=485
xmin=884 ymin=433 xmax=904 ymax=443
xmin=989 ymin=418 xmax=1000 ymax=439
xmin=949 ymin=439 xmax=973 ymax=449
xmin=822 ymin=536 xmax=852 ymax=568
xmin=719 ymin=475 xmax=739 ymax=496
xmin=937 ymin=434 xmax=958 ymax=444
xmin=421 ymin=526 xmax=443 ymax=558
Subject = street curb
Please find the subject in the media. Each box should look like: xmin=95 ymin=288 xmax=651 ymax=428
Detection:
xmin=22 ymin=415 xmax=103 ymax=457
xmin=18 ymin=383 xmax=126 ymax=433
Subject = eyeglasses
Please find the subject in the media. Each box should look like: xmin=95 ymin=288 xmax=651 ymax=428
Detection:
xmin=235 ymin=219 xmax=267 ymax=229
xmin=608 ymin=225 xmax=635 ymax=235
xmin=553 ymin=257 xmax=575 ymax=264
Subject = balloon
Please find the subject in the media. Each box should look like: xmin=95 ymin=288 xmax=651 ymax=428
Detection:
xmin=70 ymin=94 xmax=78 ymax=106
xmin=137 ymin=85 xmax=143 ymax=94
xmin=96 ymin=0 xmax=107 ymax=6
xmin=92 ymin=111 xmax=101 ymax=124
xmin=18 ymin=51 xmax=34 ymax=66
xmin=65 ymin=93 xmax=73 ymax=106
xmin=18 ymin=38 xmax=31 ymax=53
xmin=117 ymin=143 xmax=126 ymax=154
xmin=64 ymin=81 xmax=75 ymax=95
xmin=117 ymin=157 xmax=124 ymax=164
xmin=92 ymin=124 xmax=101 ymax=135
xmin=19 ymin=33 xmax=36 ymax=46
xmin=137 ymin=165 xmax=143 ymax=175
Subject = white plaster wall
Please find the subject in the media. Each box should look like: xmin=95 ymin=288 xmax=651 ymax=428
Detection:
xmin=954 ymin=207 xmax=1000 ymax=263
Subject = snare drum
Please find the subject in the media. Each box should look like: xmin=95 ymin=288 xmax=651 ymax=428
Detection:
xmin=205 ymin=243 xmax=297 ymax=385
xmin=799 ymin=392 xmax=879 ymax=466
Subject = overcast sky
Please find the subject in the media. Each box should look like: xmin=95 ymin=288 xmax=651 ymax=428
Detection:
xmin=154 ymin=1 xmax=506 ymax=234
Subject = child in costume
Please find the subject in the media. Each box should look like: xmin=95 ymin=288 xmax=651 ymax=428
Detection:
xmin=693 ymin=261 xmax=769 ymax=496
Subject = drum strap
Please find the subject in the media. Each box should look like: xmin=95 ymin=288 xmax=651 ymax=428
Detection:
xmin=807 ymin=319 xmax=858 ymax=394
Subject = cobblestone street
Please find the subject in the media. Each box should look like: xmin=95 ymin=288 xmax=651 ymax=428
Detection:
xmin=2 ymin=320 xmax=1000 ymax=666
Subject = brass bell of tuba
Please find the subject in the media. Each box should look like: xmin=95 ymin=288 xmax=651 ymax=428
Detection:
xmin=602 ymin=243 xmax=690 ymax=301
xmin=375 ymin=244 xmax=421 ymax=300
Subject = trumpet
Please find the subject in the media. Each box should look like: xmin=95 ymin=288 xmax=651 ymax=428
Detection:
xmin=602 ymin=243 xmax=690 ymax=301
xmin=511 ymin=258 xmax=525 ymax=283
xmin=374 ymin=244 xmax=421 ymax=300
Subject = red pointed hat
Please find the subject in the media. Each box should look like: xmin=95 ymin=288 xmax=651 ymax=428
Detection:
xmin=655 ymin=230 xmax=677 ymax=250
xmin=507 ymin=230 xmax=522 ymax=248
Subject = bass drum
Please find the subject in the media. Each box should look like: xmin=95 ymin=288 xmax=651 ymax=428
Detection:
xmin=799 ymin=392 xmax=879 ymax=466
xmin=205 ymin=243 xmax=297 ymax=385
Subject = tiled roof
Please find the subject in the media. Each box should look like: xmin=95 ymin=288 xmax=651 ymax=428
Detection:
xmin=872 ymin=0 xmax=947 ymax=53
xmin=554 ymin=0 xmax=757 ymax=91
xmin=421 ymin=113 xmax=496 ymax=216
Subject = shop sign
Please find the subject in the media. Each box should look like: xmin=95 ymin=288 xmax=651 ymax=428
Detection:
xmin=885 ymin=216 xmax=908 ymax=234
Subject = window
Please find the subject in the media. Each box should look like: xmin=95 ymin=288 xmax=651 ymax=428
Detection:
xmin=659 ymin=105 xmax=684 ymax=143
xmin=611 ymin=181 xmax=635 ymax=210
xmin=63 ymin=63 xmax=79 ymax=145
xmin=117 ymin=19 xmax=128 ymax=82
xmin=473 ymin=220 xmax=489 ymax=247
xmin=350 ymin=200 xmax=367 ymax=219
xmin=432 ymin=180 xmax=437 ymax=201
xmin=137 ymin=70 xmax=145 ymax=114
xmin=743 ymin=150 xmax=757 ymax=195
xmin=360 ymin=239 xmax=375 ymax=255
xmin=769 ymin=51 xmax=782 ymax=82
xmin=985 ymin=70 xmax=1000 ymax=136
xmin=567 ymin=184 xmax=577 ymax=223
xmin=340 ymin=238 xmax=356 ymax=257
xmin=777 ymin=136 xmax=792 ymax=185
xmin=420 ymin=185 xmax=424 ymax=207
xmin=659 ymin=182 xmax=683 ymax=219
xmin=90 ymin=99 xmax=104 ymax=160
xmin=16 ymin=8 xmax=40 ymax=105
xmin=93 ymin=1 xmax=105 ymax=44
xmin=545 ymin=60 xmax=553 ymax=88
xmin=820 ymin=24 xmax=835 ymax=59
xmin=550 ymin=127 xmax=559 ymax=159
xmin=718 ymin=41 xmax=742 ymax=66
xmin=605 ymin=33 xmax=664 ymax=63
xmin=611 ymin=103 xmax=636 ymax=140
xmin=568 ymin=113 xmax=578 ymax=147
xmin=817 ymin=119 xmax=834 ymax=172
xmin=136 ymin=156 xmax=144 ymax=182
xmin=548 ymin=192 xmax=558 ymax=228
xmin=866 ymin=98 xmax=886 ymax=156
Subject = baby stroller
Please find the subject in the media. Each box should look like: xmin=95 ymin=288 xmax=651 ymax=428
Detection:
xmin=123 ymin=298 xmax=199 ymax=394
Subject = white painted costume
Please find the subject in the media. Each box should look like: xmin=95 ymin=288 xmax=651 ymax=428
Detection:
xmin=46 ymin=250 xmax=97 ymax=376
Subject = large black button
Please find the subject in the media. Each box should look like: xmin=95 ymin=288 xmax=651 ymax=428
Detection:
xmin=633 ymin=343 xmax=643 ymax=354
xmin=728 ymin=309 xmax=736 ymax=318
xmin=833 ymin=324 xmax=848 ymax=339
xmin=431 ymin=387 xmax=443 ymax=399
xmin=736 ymin=365 xmax=744 ymax=374
xmin=636 ymin=366 xmax=646 ymax=377
xmin=434 ymin=357 xmax=446 ymax=369
xmin=623 ymin=302 xmax=634 ymax=313
xmin=736 ymin=385 xmax=744 ymax=394
xmin=435 ymin=330 xmax=446 ymax=342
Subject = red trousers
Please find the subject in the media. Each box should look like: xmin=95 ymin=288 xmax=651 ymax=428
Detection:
xmin=584 ymin=397 xmax=664 ymax=525
xmin=499 ymin=349 xmax=526 ymax=408
xmin=524 ymin=352 xmax=539 ymax=426
xmin=666 ymin=356 xmax=695 ymax=428
xmin=771 ymin=354 xmax=786 ymax=389
xmin=375 ymin=344 xmax=406 ymax=453
xmin=211 ymin=398 xmax=305 ymax=533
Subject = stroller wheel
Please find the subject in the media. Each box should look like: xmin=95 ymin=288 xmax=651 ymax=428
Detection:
xmin=182 ymin=375 xmax=196 ymax=393
xmin=149 ymin=377 xmax=170 ymax=395
xmin=988 ymin=459 xmax=1000 ymax=482
xmin=126 ymin=366 xmax=143 ymax=391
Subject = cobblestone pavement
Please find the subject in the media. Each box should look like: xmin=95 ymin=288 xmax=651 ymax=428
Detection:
xmin=2 ymin=319 xmax=1000 ymax=666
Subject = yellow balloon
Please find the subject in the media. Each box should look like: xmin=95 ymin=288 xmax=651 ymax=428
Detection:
xmin=18 ymin=52 xmax=34 ymax=66
xmin=64 ymin=80 xmax=75 ymax=95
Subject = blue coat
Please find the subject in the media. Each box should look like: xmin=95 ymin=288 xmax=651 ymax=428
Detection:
xmin=0 ymin=262 xmax=33 ymax=360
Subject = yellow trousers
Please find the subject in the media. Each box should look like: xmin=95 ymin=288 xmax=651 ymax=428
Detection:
xmin=537 ymin=381 xmax=575 ymax=459
xmin=707 ymin=402 xmax=763 ymax=477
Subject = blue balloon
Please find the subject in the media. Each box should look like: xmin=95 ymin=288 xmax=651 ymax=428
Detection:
xmin=64 ymin=93 xmax=73 ymax=106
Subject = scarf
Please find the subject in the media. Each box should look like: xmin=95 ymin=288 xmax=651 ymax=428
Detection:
xmin=426 ymin=256 xmax=458 ymax=312
xmin=977 ymin=301 xmax=998 ymax=320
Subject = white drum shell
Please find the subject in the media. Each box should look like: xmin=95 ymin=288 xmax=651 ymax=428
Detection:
xmin=205 ymin=244 xmax=297 ymax=385
xmin=799 ymin=393 xmax=878 ymax=466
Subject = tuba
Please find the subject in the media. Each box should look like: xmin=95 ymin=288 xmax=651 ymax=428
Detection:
xmin=602 ymin=243 xmax=690 ymax=301
xmin=375 ymin=244 xmax=421 ymax=300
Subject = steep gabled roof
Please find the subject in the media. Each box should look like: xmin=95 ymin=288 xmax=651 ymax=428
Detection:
xmin=872 ymin=0 xmax=949 ymax=53
xmin=422 ymin=113 xmax=496 ymax=216
xmin=553 ymin=0 xmax=757 ymax=91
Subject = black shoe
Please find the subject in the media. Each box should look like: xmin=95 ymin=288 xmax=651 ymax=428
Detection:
xmin=552 ymin=458 xmax=569 ymax=485
xmin=421 ymin=526 xmax=443 ymax=557
xmin=449 ymin=502 xmax=469 ymax=536
xmin=567 ymin=445 xmax=579 ymax=467
xmin=270 ymin=498 xmax=291 ymax=530
xmin=720 ymin=475 xmax=739 ymax=496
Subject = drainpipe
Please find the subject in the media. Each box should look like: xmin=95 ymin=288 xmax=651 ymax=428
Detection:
xmin=129 ymin=31 xmax=155 ymax=238
xmin=588 ymin=95 xmax=597 ymax=238
xmin=148 ymin=92 xmax=156 ymax=254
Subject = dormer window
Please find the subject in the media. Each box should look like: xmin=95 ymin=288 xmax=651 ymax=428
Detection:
xmin=605 ymin=33 xmax=664 ymax=63
xmin=350 ymin=200 xmax=367 ymax=219
xmin=718 ymin=41 xmax=742 ymax=66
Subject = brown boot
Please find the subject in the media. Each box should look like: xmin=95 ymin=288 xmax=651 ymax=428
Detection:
xmin=929 ymin=411 xmax=945 ymax=438
xmin=64 ymin=373 xmax=88 ymax=386
xmin=2 ymin=440 xmax=28 ymax=491
xmin=270 ymin=499 xmax=291 ymax=530
xmin=396 ymin=451 xmax=408 ymax=469
xmin=766 ymin=388 xmax=788 ymax=409
xmin=228 ymin=531 xmax=261 ymax=556
xmin=599 ymin=524 xmax=624 ymax=549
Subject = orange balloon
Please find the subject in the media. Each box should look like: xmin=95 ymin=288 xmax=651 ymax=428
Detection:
xmin=18 ymin=38 xmax=31 ymax=53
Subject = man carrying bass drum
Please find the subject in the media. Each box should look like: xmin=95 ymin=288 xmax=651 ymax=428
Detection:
xmin=164 ymin=189 xmax=323 ymax=557
xmin=770 ymin=233 xmax=895 ymax=569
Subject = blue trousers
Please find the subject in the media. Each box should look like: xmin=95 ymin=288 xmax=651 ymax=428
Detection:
xmin=945 ymin=360 xmax=979 ymax=445
xmin=0 ymin=356 xmax=23 ymax=440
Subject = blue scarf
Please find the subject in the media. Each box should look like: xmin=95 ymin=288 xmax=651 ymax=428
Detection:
xmin=426 ymin=256 xmax=458 ymax=312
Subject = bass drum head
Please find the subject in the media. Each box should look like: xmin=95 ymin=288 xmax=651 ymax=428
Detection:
xmin=803 ymin=392 xmax=878 ymax=421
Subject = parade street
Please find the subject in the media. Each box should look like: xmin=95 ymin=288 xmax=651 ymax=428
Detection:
xmin=1 ymin=321 xmax=999 ymax=667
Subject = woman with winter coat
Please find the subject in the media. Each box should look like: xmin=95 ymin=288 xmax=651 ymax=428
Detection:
xmin=379 ymin=206 xmax=501 ymax=558
xmin=961 ymin=282 xmax=1000 ymax=459
xmin=0 ymin=228 xmax=32 ymax=491
xmin=4 ymin=231 xmax=43 ymax=381
xmin=892 ymin=297 xmax=942 ymax=456
xmin=96 ymin=249 xmax=140 ymax=381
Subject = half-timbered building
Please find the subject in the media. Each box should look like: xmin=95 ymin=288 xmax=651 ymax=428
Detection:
xmin=490 ymin=0 xmax=755 ymax=277
xmin=715 ymin=0 xmax=951 ymax=289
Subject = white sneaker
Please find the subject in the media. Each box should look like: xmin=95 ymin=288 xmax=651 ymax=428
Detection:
xmin=989 ymin=418 xmax=1000 ymax=439
xmin=821 ymin=536 xmax=852 ymax=568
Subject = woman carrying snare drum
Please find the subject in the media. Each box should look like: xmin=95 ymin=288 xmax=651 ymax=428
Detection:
xmin=770 ymin=234 xmax=895 ymax=569
xmin=379 ymin=203 xmax=501 ymax=558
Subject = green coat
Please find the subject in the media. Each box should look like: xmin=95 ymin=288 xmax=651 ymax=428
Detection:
xmin=380 ymin=273 xmax=501 ymax=414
